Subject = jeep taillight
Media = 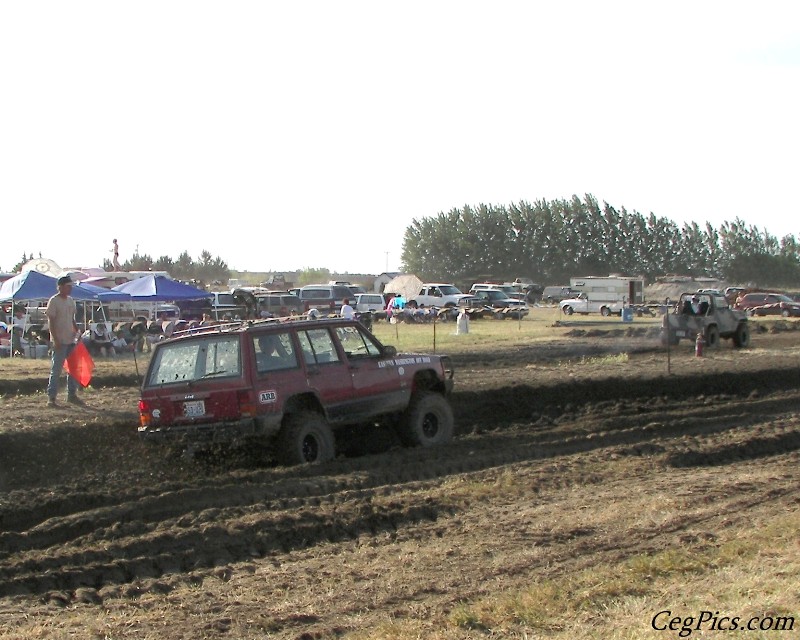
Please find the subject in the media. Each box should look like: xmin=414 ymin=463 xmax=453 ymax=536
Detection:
xmin=138 ymin=399 xmax=152 ymax=427
xmin=238 ymin=390 xmax=256 ymax=417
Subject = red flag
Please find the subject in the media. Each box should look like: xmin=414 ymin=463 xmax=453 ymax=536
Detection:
xmin=64 ymin=341 xmax=94 ymax=388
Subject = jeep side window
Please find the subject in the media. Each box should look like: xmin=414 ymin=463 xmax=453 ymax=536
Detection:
xmin=297 ymin=328 xmax=341 ymax=365
xmin=254 ymin=331 xmax=297 ymax=373
xmin=335 ymin=326 xmax=381 ymax=358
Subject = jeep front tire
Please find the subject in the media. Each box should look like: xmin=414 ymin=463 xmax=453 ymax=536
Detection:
xmin=277 ymin=411 xmax=335 ymax=465
xmin=397 ymin=392 xmax=454 ymax=447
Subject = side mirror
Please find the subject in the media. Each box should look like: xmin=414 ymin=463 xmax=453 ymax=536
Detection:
xmin=382 ymin=345 xmax=397 ymax=357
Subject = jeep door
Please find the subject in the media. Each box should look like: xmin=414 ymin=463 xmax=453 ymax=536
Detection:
xmin=295 ymin=326 xmax=355 ymax=422
xmin=334 ymin=324 xmax=409 ymax=419
xmin=252 ymin=330 xmax=307 ymax=418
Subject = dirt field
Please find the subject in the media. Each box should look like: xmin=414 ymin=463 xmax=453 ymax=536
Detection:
xmin=1 ymin=319 xmax=799 ymax=639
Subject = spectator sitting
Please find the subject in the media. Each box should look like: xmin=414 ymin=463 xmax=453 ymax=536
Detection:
xmin=340 ymin=298 xmax=355 ymax=320
xmin=84 ymin=322 xmax=115 ymax=357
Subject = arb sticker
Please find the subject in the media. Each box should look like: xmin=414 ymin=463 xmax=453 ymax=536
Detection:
xmin=259 ymin=390 xmax=277 ymax=403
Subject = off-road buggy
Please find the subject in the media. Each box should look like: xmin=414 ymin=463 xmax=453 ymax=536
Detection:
xmin=661 ymin=291 xmax=750 ymax=349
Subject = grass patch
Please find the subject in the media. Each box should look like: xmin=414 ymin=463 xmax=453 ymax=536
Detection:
xmin=444 ymin=510 xmax=800 ymax=639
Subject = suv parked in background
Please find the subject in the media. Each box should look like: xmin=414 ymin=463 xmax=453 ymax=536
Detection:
xmin=255 ymin=291 xmax=302 ymax=317
xmin=138 ymin=317 xmax=455 ymax=464
xmin=354 ymin=293 xmax=387 ymax=319
xmin=298 ymin=284 xmax=353 ymax=312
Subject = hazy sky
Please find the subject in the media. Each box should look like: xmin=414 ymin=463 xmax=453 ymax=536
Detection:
xmin=2 ymin=1 xmax=798 ymax=276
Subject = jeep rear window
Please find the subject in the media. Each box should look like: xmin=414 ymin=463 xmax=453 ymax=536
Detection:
xmin=146 ymin=336 xmax=241 ymax=386
xmin=297 ymin=328 xmax=341 ymax=365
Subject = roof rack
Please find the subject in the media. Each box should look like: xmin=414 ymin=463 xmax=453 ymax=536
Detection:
xmin=169 ymin=313 xmax=350 ymax=339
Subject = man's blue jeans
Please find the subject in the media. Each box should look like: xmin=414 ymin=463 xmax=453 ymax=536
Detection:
xmin=47 ymin=344 xmax=78 ymax=399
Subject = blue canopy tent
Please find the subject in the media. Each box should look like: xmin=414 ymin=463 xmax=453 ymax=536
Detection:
xmin=0 ymin=271 xmax=101 ymax=358
xmin=111 ymin=275 xmax=213 ymax=302
xmin=0 ymin=270 xmax=98 ymax=303
xmin=74 ymin=281 xmax=132 ymax=302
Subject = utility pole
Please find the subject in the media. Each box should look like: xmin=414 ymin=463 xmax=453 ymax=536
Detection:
xmin=385 ymin=252 xmax=389 ymax=273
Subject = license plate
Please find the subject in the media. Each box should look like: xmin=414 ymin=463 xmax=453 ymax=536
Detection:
xmin=675 ymin=330 xmax=687 ymax=337
xmin=183 ymin=400 xmax=205 ymax=417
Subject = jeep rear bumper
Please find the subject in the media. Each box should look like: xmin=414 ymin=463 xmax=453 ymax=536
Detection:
xmin=138 ymin=415 xmax=281 ymax=446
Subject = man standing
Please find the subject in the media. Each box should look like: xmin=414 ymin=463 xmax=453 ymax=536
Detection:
xmin=46 ymin=275 xmax=83 ymax=407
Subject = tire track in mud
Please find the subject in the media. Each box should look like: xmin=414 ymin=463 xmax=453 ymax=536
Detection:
xmin=1 ymin=376 xmax=800 ymax=600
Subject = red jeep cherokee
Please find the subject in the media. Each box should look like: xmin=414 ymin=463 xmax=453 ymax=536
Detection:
xmin=138 ymin=317 xmax=455 ymax=464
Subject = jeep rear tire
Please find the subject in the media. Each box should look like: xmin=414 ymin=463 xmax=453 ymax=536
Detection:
xmin=277 ymin=411 xmax=335 ymax=465
xmin=397 ymin=392 xmax=454 ymax=448
xmin=705 ymin=324 xmax=720 ymax=349
xmin=733 ymin=323 xmax=750 ymax=348
xmin=562 ymin=306 xmax=574 ymax=316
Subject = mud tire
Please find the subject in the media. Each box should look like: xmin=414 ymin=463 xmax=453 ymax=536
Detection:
xmin=705 ymin=324 xmax=720 ymax=349
xmin=397 ymin=392 xmax=454 ymax=448
xmin=277 ymin=411 xmax=335 ymax=465
xmin=733 ymin=323 xmax=751 ymax=348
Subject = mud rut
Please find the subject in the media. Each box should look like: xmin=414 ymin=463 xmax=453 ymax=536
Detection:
xmin=1 ymin=335 xmax=799 ymax=637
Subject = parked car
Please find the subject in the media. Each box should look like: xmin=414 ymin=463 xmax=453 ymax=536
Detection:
xmin=137 ymin=316 xmax=455 ymax=464
xmin=469 ymin=283 xmax=527 ymax=301
xmin=541 ymin=286 xmax=582 ymax=304
xmin=470 ymin=290 xmax=529 ymax=319
xmin=735 ymin=292 xmax=800 ymax=317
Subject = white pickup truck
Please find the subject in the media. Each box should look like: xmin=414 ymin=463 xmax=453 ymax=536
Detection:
xmin=407 ymin=283 xmax=473 ymax=308
xmin=560 ymin=294 xmax=622 ymax=317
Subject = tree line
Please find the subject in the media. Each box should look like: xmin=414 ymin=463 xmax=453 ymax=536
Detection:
xmin=400 ymin=194 xmax=800 ymax=288
xmin=108 ymin=250 xmax=231 ymax=286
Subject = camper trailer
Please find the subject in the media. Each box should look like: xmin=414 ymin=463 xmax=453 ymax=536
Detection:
xmin=569 ymin=276 xmax=644 ymax=305
xmin=559 ymin=276 xmax=645 ymax=316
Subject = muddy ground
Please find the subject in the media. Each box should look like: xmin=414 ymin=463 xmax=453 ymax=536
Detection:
xmin=0 ymin=321 xmax=799 ymax=638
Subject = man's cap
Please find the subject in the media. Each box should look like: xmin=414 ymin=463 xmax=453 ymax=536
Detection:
xmin=57 ymin=275 xmax=74 ymax=286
